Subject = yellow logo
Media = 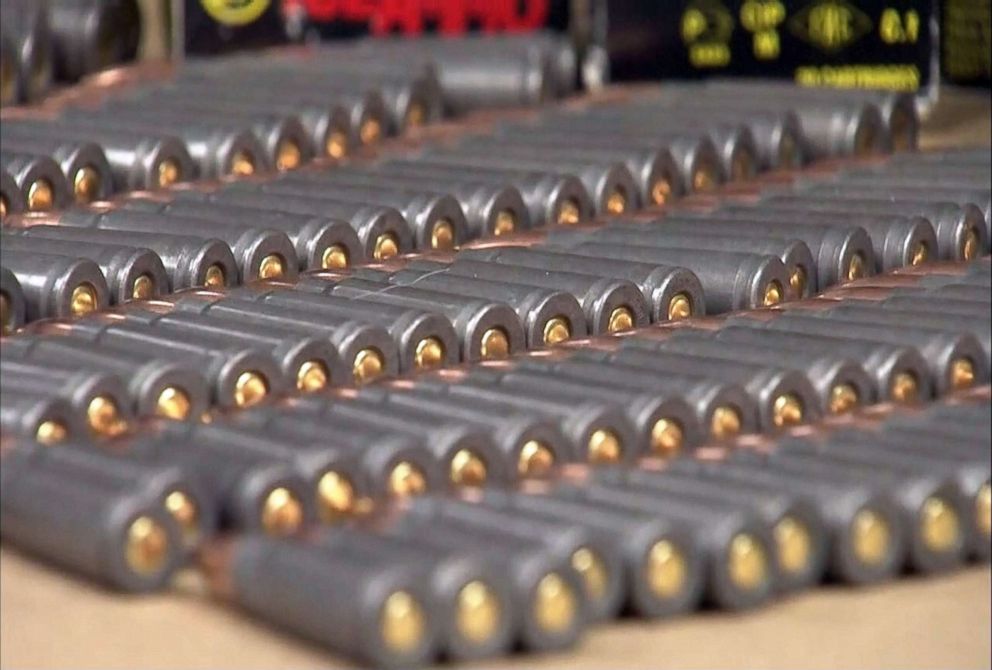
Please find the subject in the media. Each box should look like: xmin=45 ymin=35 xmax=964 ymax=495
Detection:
xmin=200 ymin=0 xmax=271 ymax=27
xmin=789 ymin=0 xmax=872 ymax=53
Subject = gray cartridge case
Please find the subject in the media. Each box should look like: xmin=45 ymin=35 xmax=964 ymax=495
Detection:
xmin=399 ymin=378 xmax=639 ymax=466
xmin=442 ymin=258 xmax=650 ymax=334
xmin=0 ymin=249 xmax=109 ymax=320
xmin=355 ymin=386 xmax=571 ymax=479
xmin=1 ymin=167 xmax=26 ymax=217
xmin=0 ymin=134 xmax=113 ymax=204
xmin=0 ymin=151 xmax=70 ymax=211
xmin=716 ymin=323 xmax=933 ymax=403
xmin=198 ymin=186 xmax=413 ymax=260
xmin=225 ymin=535 xmax=439 ymax=668
xmin=0 ymin=233 xmax=168 ymax=303
xmin=511 ymin=356 xmax=760 ymax=440
xmin=0 ymin=391 xmax=83 ymax=443
xmin=235 ymin=285 xmax=457 ymax=373
xmin=540 ymin=240 xmax=789 ymax=313
xmin=327 ymin=277 xmax=526 ymax=363
xmin=0 ymin=448 xmax=182 ymax=592
xmin=62 ymin=316 xmax=284 ymax=408
xmin=663 ymin=329 xmax=877 ymax=414
xmin=0 ymin=1 xmax=52 ymax=101
xmin=168 ymin=293 xmax=400 ymax=383
xmin=121 ymin=198 xmax=365 ymax=271
xmin=662 ymin=214 xmax=876 ymax=289
xmin=384 ymin=157 xmax=595 ymax=226
xmin=54 ymin=208 xmax=298 ymax=283
xmin=456 ymin=246 xmax=706 ymax=322
xmin=0 ymin=334 xmax=209 ymax=421
xmin=476 ymin=367 xmax=703 ymax=457
xmin=767 ymin=312 xmax=988 ymax=395
xmin=0 ymin=265 xmax=26 ymax=334
xmin=594 ymin=344 xmax=822 ymax=430
xmin=16 ymin=224 xmax=238 ymax=291
xmin=380 ymin=266 xmax=588 ymax=348
xmin=553 ymin=225 xmax=817 ymax=298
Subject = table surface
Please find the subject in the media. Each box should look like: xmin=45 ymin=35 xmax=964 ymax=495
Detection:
xmin=2 ymin=87 xmax=990 ymax=670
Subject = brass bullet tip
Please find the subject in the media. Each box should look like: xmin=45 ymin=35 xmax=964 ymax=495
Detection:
xmin=353 ymin=348 xmax=385 ymax=384
xmin=889 ymin=110 xmax=914 ymax=152
xmin=275 ymin=139 xmax=303 ymax=172
xmin=296 ymin=360 xmax=329 ymax=393
xmin=261 ymin=487 xmax=304 ymax=536
xmin=910 ymin=241 xmax=929 ymax=266
xmin=203 ymin=264 xmax=227 ymax=288
xmin=710 ymin=406 xmax=742 ymax=439
xmin=778 ymin=134 xmax=800 ymax=168
xmin=35 ymin=419 xmax=68 ymax=445
xmin=607 ymin=306 xmax=635 ymax=333
xmin=605 ymin=187 xmax=628 ymax=215
xmin=70 ymin=282 xmax=98 ymax=316
xmin=125 ymin=515 xmax=170 ymax=576
xmin=730 ymin=151 xmax=754 ymax=182
xmin=651 ymin=178 xmax=672 ymax=205
xmin=321 ymin=244 xmax=350 ymax=270
xmin=493 ymin=209 xmax=516 ymax=236
xmin=455 ymin=580 xmax=502 ymax=645
xmin=542 ymin=316 xmax=571 ymax=346
xmin=414 ymin=337 xmax=445 ymax=370
xmin=692 ymin=168 xmax=717 ymax=192
xmin=950 ymin=358 xmax=976 ymax=390
xmin=828 ymin=383 xmax=860 ymax=414
xmin=532 ymin=572 xmax=577 ymax=634
xmin=789 ymin=265 xmax=808 ymax=298
xmin=587 ymin=429 xmax=623 ymax=464
xmin=359 ymin=118 xmax=383 ymax=145
xmin=317 ymin=471 xmax=356 ymax=521
xmin=571 ymin=547 xmax=609 ymax=602
xmin=380 ymin=590 xmax=426 ymax=654
xmin=650 ymin=418 xmax=684 ymax=457
xmin=556 ymin=198 xmax=581 ymax=225
xmin=517 ymin=440 xmax=555 ymax=478
xmin=164 ymin=490 xmax=200 ymax=546
xmin=762 ymin=280 xmax=784 ymax=307
xmin=155 ymin=386 xmax=192 ymax=421
xmin=646 ymin=539 xmax=687 ymax=598
xmin=257 ymin=254 xmax=286 ymax=280
xmin=230 ymin=151 xmax=256 ymax=177
xmin=87 ymin=395 xmax=128 ymax=437
xmin=479 ymin=327 xmax=510 ymax=360
xmin=920 ymin=497 xmax=961 ymax=553
xmin=233 ymin=371 xmax=269 ymax=408
xmin=373 ymin=233 xmax=399 ymax=260
xmin=326 ymin=131 xmax=349 ymax=159
xmin=430 ymin=218 xmax=455 ymax=250
xmin=450 ymin=448 xmax=488 ymax=487
xmin=130 ymin=274 xmax=156 ymax=300
xmin=157 ymin=158 xmax=181 ymax=188
xmin=388 ymin=461 xmax=428 ymax=498
xmin=775 ymin=516 xmax=812 ymax=576
xmin=0 ymin=291 xmax=11 ymax=334
xmin=845 ymin=252 xmax=868 ymax=282
xmin=976 ymin=484 xmax=991 ymax=538
xmin=851 ymin=508 xmax=890 ymax=566
xmin=405 ymin=102 xmax=427 ymax=128
xmin=727 ymin=533 xmax=768 ymax=591
xmin=667 ymin=293 xmax=693 ymax=321
xmin=72 ymin=166 xmax=101 ymax=204
xmin=772 ymin=393 xmax=804 ymax=428
xmin=27 ymin=179 xmax=54 ymax=211
xmin=961 ymin=227 xmax=980 ymax=261
xmin=889 ymin=372 xmax=919 ymax=404
xmin=853 ymin=123 xmax=877 ymax=156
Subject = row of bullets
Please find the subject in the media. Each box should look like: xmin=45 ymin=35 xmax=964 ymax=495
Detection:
xmin=1 ymin=258 xmax=987 ymax=499
xmin=1 ymin=391 xmax=988 ymax=667
xmin=1 ymin=0 xmax=140 ymax=105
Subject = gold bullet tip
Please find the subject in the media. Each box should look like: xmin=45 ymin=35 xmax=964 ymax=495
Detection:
xmin=203 ymin=264 xmax=227 ymax=288
xmin=920 ymin=497 xmax=961 ymax=553
xmin=542 ymin=317 xmax=571 ymax=345
xmin=571 ymin=547 xmax=609 ymax=602
xmin=73 ymin=166 xmax=101 ymax=204
xmin=156 ymin=386 xmax=192 ymax=420
xmin=430 ymin=219 xmax=455 ymax=250
xmin=961 ymin=228 xmax=980 ymax=261
xmin=230 ymin=151 xmax=256 ymax=177
xmin=257 ymin=254 xmax=286 ymax=280
xmin=373 ymin=233 xmax=399 ymax=260
xmin=414 ymin=337 xmax=445 ymax=370
xmin=261 ymin=487 xmax=304 ymax=536
xmin=164 ymin=490 xmax=200 ymax=546
xmin=321 ymin=244 xmax=350 ymax=270
xmin=27 ymin=179 xmax=54 ymax=211
xmin=296 ymin=360 xmax=329 ymax=393
xmin=762 ymin=280 xmax=784 ymax=307
xmin=910 ymin=241 xmax=929 ymax=266
xmin=380 ymin=590 xmax=426 ymax=654
xmin=388 ymin=461 xmax=428 ymax=498
xmin=455 ymin=580 xmax=502 ymax=645
xmin=70 ymin=283 xmax=99 ymax=316
xmin=233 ymin=371 xmax=269 ymax=408
xmin=890 ymin=372 xmax=919 ymax=404
xmin=976 ymin=484 xmax=991 ymax=538
xmin=87 ymin=395 xmax=128 ymax=437
xmin=360 ymin=118 xmax=383 ymax=145
xmin=35 ymin=419 xmax=68 ymax=445
xmin=667 ymin=293 xmax=693 ymax=321
xmin=651 ymin=418 xmax=684 ymax=457
xmin=651 ymin=179 xmax=672 ymax=205
xmin=479 ymin=327 xmax=510 ymax=360
xmin=353 ymin=348 xmax=385 ymax=384
xmin=710 ymin=406 xmax=742 ymax=439
xmin=125 ymin=516 xmax=170 ymax=576
xmin=157 ymin=159 xmax=181 ymax=187
xmin=851 ymin=508 xmax=890 ymax=566
xmin=131 ymin=274 xmax=156 ymax=300
xmin=587 ymin=429 xmax=623 ymax=464
xmin=317 ymin=471 xmax=356 ymax=521
xmin=727 ymin=533 xmax=768 ymax=591
xmin=692 ymin=168 xmax=717 ymax=192
xmin=518 ymin=440 xmax=555 ymax=478
xmin=275 ymin=140 xmax=302 ymax=171
xmin=557 ymin=198 xmax=581 ymax=225
xmin=646 ymin=539 xmax=687 ymax=598
xmin=606 ymin=188 xmax=628 ymax=215
xmin=846 ymin=252 xmax=867 ymax=282
xmin=950 ymin=358 xmax=975 ymax=390
xmin=326 ymin=131 xmax=349 ymax=159
xmin=493 ymin=209 xmax=516 ymax=236
xmin=607 ymin=306 xmax=635 ymax=333
xmin=789 ymin=266 xmax=808 ymax=298
xmin=775 ymin=516 xmax=812 ymax=576
xmin=532 ymin=572 xmax=577 ymax=634
xmin=450 ymin=449 xmax=488 ymax=487
xmin=772 ymin=393 xmax=804 ymax=428
xmin=828 ymin=383 xmax=860 ymax=414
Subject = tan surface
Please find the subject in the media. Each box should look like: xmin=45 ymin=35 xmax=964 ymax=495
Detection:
xmin=2 ymin=89 xmax=991 ymax=669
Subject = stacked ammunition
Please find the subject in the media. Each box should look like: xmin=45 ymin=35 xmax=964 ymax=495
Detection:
xmin=0 ymin=0 xmax=140 ymax=105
